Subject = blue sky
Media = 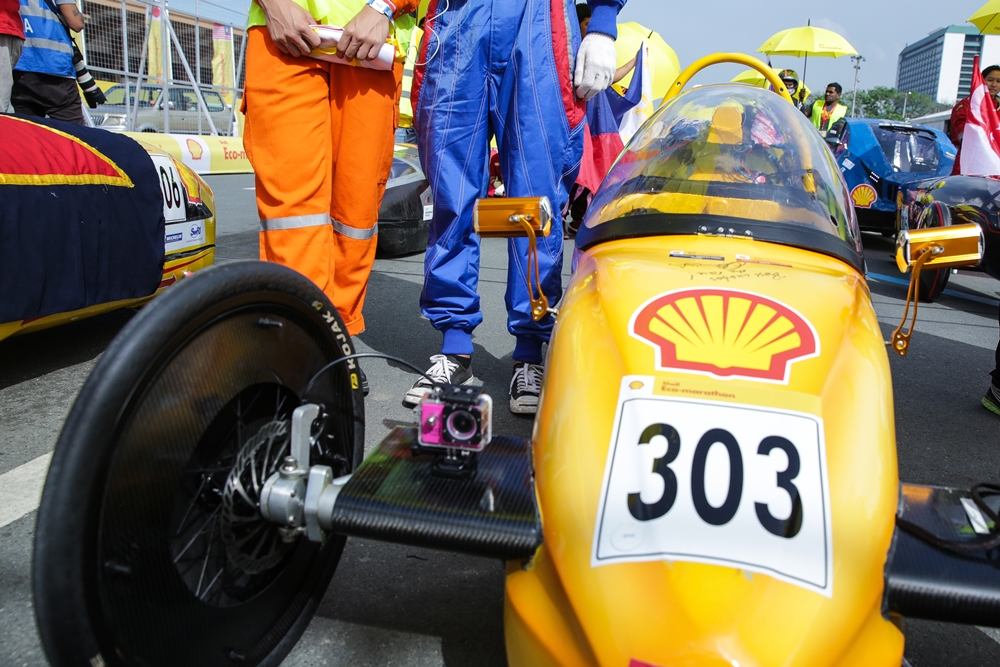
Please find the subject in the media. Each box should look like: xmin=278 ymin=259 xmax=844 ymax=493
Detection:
xmin=168 ymin=0 xmax=989 ymax=94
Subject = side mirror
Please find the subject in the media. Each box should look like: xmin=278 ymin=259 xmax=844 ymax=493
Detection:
xmin=890 ymin=222 xmax=983 ymax=356
xmin=473 ymin=196 xmax=553 ymax=238
xmin=473 ymin=197 xmax=553 ymax=321
xmin=895 ymin=223 xmax=983 ymax=273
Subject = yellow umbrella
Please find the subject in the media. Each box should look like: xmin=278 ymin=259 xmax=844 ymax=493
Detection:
xmin=757 ymin=25 xmax=858 ymax=58
xmin=970 ymin=1 xmax=1000 ymax=34
xmin=613 ymin=22 xmax=681 ymax=101
xmin=731 ymin=67 xmax=783 ymax=87
xmin=758 ymin=24 xmax=856 ymax=98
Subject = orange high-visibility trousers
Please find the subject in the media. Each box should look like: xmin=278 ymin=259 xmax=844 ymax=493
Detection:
xmin=243 ymin=27 xmax=399 ymax=335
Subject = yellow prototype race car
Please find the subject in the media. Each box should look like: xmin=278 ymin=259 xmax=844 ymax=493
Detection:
xmin=31 ymin=57 xmax=1000 ymax=667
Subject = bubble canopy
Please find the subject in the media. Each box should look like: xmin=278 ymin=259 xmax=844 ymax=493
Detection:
xmin=577 ymin=85 xmax=864 ymax=272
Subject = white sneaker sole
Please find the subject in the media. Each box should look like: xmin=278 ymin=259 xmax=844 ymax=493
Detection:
xmin=402 ymin=376 xmax=478 ymax=408
xmin=509 ymin=396 xmax=539 ymax=414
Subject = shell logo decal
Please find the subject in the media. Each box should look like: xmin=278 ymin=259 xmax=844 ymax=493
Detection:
xmin=851 ymin=184 xmax=878 ymax=209
xmin=630 ymin=288 xmax=819 ymax=383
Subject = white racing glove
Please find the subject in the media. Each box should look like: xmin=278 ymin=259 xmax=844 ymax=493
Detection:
xmin=574 ymin=32 xmax=617 ymax=101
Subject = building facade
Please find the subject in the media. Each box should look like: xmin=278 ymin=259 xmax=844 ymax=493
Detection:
xmin=897 ymin=25 xmax=1000 ymax=106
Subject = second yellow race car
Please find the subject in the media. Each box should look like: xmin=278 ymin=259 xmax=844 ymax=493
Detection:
xmin=29 ymin=56 xmax=1000 ymax=667
xmin=0 ymin=115 xmax=215 ymax=343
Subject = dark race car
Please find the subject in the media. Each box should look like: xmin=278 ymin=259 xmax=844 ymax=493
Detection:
xmin=826 ymin=118 xmax=956 ymax=236
xmin=900 ymin=174 xmax=1000 ymax=300
xmin=378 ymin=144 xmax=433 ymax=257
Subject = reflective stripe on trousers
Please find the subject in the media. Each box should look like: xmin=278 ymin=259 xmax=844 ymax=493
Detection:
xmin=260 ymin=214 xmax=377 ymax=241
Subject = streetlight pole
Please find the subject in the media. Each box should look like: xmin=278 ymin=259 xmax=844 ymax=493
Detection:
xmin=902 ymin=91 xmax=912 ymax=121
xmin=850 ymin=54 xmax=865 ymax=117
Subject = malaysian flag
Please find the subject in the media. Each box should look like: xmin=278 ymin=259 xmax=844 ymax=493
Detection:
xmin=212 ymin=24 xmax=232 ymax=41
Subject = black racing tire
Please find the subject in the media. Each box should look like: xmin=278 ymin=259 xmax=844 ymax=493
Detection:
xmin=916 ymin=201 xmax=951 ymax=302
xmin=34 ymin=260 xmax=364 ymax=667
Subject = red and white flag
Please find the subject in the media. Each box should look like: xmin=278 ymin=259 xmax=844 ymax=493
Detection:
xmin=962 ymin=56 xmax=1000 ymax=176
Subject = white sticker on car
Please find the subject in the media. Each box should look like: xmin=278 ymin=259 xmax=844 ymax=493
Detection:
xmin=592 ymin=377 xmax=833 ymax=597
xmin=164 ymin=220 xmax=205 ymax=254
xmin=150 ymin=154 xmax=187 ymax=223
xmin=842 ymin=158 xmax=855 ymax=170
xmin=423 ymin=204 xmax=434 ymax=221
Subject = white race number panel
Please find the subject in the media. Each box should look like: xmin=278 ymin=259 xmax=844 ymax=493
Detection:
xmin=150 ymin=154 xmax=187 ymax=223
xmin=592 ymin=377 xmax=833 ymax=597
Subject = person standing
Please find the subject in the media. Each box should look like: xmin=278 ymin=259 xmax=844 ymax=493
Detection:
xmin=949 ymin=65 xmax=1000 ymax=176
xmin=10 ymin=0 xmax=85 ymax=124
xmin=0 ymin=0 xmax=23 ymax=113
xmin=778 ymin=69 xmax=809 ymax=112
xmin=395 ymin=16 xmax=419 ymax=144
xmin=403 ymin=0 xmax=625 ymax=414
xmin=244 ymin=0 xmax=417 ymax=348
xmin=808 ymin=82 xmax=847 ymax=137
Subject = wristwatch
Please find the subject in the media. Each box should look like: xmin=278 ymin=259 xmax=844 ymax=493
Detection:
xmin=366 ymin=0 xmax=395 ymax=19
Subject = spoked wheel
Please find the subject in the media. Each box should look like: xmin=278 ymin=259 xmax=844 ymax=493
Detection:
xmin=34 ymin=261 xmax=364 ymax=667
xmin=915 ymin=201 xmax=951 ymax=302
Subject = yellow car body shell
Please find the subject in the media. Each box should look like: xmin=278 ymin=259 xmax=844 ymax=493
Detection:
xmin=0 ymin=144 xmax=216 ymax=343
xmin=506 ymin=234 xmax=902 ymax=667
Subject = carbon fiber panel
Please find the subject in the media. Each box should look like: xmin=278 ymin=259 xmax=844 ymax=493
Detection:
xmin=885 ymin=484 xmax=1000 ymax=626
xmin=328 ymin=428 xmax=542 ymax=560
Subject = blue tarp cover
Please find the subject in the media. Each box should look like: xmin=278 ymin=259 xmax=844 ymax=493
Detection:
xmin=0 ymin=114 xmax=165 ymax=323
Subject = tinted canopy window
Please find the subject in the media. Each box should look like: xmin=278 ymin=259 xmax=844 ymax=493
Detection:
xmin=578 ymin=85 xmax=862 ymax=259
xmin=873 ymin=125 xmax=940 ymax=173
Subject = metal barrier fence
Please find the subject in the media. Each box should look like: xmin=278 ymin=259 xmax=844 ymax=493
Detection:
xmin=79 ymin=0 xmax=248 ymax=136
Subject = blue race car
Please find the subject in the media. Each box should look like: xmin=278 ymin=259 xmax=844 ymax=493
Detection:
xmin=825 ymin=118 xmax=956 ymax=235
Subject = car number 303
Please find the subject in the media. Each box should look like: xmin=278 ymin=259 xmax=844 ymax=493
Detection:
xmin=592 ymin=377 xmax=833 ymax=597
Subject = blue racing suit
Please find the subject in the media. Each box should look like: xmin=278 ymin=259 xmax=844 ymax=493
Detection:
xmin=413 ymin=0 xmax=625 ymax=364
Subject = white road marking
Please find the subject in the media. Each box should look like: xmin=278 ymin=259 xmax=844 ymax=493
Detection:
xmin=980 ymin=626 xmax=1000 ymax=647
xmin=0 ymin=453 xmax=52 ymax=529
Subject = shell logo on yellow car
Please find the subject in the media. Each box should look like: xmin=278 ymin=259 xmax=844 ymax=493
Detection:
xmin=851 ymin=183 xmax=878 ymax=209
xmin=630 ymin=288 xmax=819 ymax=383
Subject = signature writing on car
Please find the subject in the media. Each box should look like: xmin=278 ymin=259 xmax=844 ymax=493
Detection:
xmin=671 ymin=259 xmax=789 ymax=283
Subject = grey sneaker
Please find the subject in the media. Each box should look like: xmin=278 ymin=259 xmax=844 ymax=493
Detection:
xmin=509 ymin=362 xmax=543 ymax=414
xmin=402 ymin=354 xmax=474 ymax=407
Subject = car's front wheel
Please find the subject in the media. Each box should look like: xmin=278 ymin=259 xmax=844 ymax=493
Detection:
xmin=34 ymin=261 xmax=364 ymax=667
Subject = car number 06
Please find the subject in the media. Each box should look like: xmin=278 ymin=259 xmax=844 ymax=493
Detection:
xmin=151 ymin=155 xmax=186 ymax=223
xmin=593 ymin=380 xmax=833 ymax=597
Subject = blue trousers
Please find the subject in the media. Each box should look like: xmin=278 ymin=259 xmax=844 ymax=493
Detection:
xmin=414 ymin=0 xmax=586 ymax=363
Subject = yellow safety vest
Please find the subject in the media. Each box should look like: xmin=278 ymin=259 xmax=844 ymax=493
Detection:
xmin=810 ymin=100 xmax=848 ymax=135
xmin=398 ymin=26 xmax=421 ymax=127
xmin=248 ymin=1 xmax=415 ymax=60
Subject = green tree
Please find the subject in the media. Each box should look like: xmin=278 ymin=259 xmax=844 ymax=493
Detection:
xmin=844 ymin=87 xmax=949 ymax=121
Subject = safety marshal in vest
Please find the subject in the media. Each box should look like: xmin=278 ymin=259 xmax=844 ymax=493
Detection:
xmin=11 ymin=0 xmax=85 ymax=124
xmin=809 ymin=82 xmax=848 ymax=136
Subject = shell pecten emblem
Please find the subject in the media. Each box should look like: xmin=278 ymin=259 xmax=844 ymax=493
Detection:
xmin=630 ymin=288 xmax=819 ymax=383
xmin=851 ymin=184 xmax=878 ymax=209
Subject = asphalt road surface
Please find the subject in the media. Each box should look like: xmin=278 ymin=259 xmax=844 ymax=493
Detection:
xmin=3 ymin=173 xmax=1000 ymax=666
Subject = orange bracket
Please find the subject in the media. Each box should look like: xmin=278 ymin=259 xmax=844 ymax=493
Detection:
xmin=513 ymin=215 xmax=549 ymax=322
xmin=890 ymin=246 xmax=939 ymax=357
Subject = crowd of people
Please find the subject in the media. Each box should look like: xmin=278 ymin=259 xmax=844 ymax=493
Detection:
xmin=4 ymin=0 xmax=1000 ymax=418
